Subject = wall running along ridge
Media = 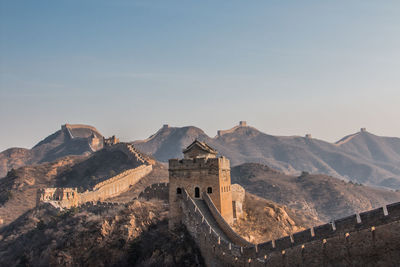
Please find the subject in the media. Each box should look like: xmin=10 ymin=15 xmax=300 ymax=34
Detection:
xmin=104 ymin=143 xmax=155 ymax=165
xmin=180 ymin=188 xmax=400 ymax=266
xmin=62 ymin=124 xmax=103 ymax=138
xmin=119 ymin=179 xmax=400 ymax=265
xmin=38 ymin=142 xmax=154 ymax=208
xmin=38 ymin=165 xmax=152 ymax=208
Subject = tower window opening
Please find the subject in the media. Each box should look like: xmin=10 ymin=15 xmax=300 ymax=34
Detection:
xmin=176 ymin=187 xmax=182 ymax=194
xmin=195 ymin=187 xmax=200 ymax=198
xmin=207 ymin=187 xmax=213 ymax=194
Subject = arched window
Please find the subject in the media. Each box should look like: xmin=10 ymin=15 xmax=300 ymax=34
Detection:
xmin=195 ymin=187 xmax=200 ymax=198
xmin=207 ymin=187 xmax=213 ymax=194
xmin=176 ymin=187 xmax=182 ymax=194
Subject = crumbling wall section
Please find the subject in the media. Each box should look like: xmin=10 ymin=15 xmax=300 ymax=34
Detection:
xmin=138 ymin=183 xmax=169 ymax=201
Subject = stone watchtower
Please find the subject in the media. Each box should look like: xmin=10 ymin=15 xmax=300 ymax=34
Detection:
xmin=168 ymin=140 xmax=234 ymax=229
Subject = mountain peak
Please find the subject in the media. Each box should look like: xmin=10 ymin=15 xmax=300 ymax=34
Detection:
xmin=335 ymin=128 xmax=370 ymax=146
xmin=217 ymin=121 xmax=260 ymax=137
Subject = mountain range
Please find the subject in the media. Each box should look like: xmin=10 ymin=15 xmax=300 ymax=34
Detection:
xmin=134 ymin=122 xmax=400 ymax=189
xmin=2 ymin=122 xmax=400 ymax=190
xmin=231 ymin=163 xmax=400 ymax=222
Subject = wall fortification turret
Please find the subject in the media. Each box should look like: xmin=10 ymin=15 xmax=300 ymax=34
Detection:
xmin=169 ymin=140 xmax=234 ymax=229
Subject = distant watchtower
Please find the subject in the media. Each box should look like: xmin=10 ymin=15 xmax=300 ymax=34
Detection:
xmin=168 ymin=140 xmax=233 ymax=229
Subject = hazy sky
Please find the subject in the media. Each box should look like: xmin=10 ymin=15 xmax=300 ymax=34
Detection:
xmin=1 ymin=0 xmax=399 ymax=151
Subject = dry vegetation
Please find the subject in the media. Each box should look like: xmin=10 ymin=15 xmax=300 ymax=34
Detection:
xmin=232 ymin=163 xmax=400 ymax=222
xmin=0 ymin=156 xmax=84 ymax=226
xmin=0 ymin=199 xmax=203 ymax=267
xmin=232 ymin=192 xmax=320 ymax=244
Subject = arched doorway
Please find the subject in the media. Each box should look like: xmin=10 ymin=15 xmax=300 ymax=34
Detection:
xmin=195 ymin=187 xmax=200 ymax=198
xmin=176 ymin=187 xmax=182 ymax=194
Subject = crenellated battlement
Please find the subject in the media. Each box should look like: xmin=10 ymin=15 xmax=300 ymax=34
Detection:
xmin=138 ymin=182 xmax=169 ymax=201
xmin=103 ymin=135 xmax=120 ymax=146
xmin=38 ymin=164 xmax=152 ymax=208
xmin=104 ymin=142 xmax=155 ymax=165
xmin=169 ymin=157 xmax=230 ymax=171
xmin=179 ymin=186 xmax=400 ymax=266
xmin=217 ymin=121 xmax=249 ymax=136
xmin=256 ymin=203 xmax=400 ymax=255
xmin=169 ymin=141 xmax=234 ymax=229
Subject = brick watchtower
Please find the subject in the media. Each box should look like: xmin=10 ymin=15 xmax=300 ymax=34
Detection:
xmin=168 ymin=140 xmax=234 ymax=229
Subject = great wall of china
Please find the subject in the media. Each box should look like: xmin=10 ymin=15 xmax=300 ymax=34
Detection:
xmin=134 ymin=180 xmax=400 ymax=266
xmin=38 ymin=141 xmax=154 ymax=209
xmin=36 ymin=136 xmax=400 ymax=266
xmin=180 ymin=189 xmax=400 ymax=266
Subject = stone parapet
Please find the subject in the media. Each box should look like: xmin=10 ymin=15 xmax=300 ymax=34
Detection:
xmin=105 ymin=143 xmax=154 ymax=165
xmin=169 ymin=157 xmax=230 ymax=171
xmin=179 ymin=188 xmax=400 ymax=266
xmin=38 ymin=165 xmax=152 ymax=208
xmin=202 ymin=192 xmax=251 ymax=247
xmin=138 ymin=183 xmax=169 ymax=201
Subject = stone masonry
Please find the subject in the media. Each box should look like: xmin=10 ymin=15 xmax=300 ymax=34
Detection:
xmin=166 ymin=140 xmax=400 ymax=266
xmin=38 ymin=142 xmax=153 ymax=208
xmin=169 ymin=140 xmax=234 ymax=229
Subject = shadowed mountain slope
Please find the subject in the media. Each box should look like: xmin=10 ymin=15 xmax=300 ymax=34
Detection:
xmin=133 ymin=123 xmax=400 ymax=189
xmin=231 ymin=163 xmax=400 ymax=222
xmin=0 ymin=199 xmax=205 ymax=267
xmin=0 ymin=124 xmax=104 ymax=178
xmin=0 ymin=146 xmax=150 ymax=227
xmin=335 ymin=130 xmax=400 ymax=188
xmin=0 ymin=156 xmax=84 ymax=227
xmin=133 ymin=125 xmax=210 ymax=162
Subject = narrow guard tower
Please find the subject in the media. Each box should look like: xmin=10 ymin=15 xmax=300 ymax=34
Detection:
xmin=168 ymin=140 xmax=233 ymax=229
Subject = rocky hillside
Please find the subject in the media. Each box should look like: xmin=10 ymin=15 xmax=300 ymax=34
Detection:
xmin=232 ymin=192 xmax=320 ymax=244
xmin=0 ymin=147 xmax=152 ymax=227
xmin=232 ymin=163 xmax=400 ymax=222
xmin=133 ymin=123 xmax=400 ymax=189
xmin=0 ymin=199 xmax=204 ymax=267
xmin=0 ymin=156 xmax=84 ymax=227
xmin=0 ymin=187 xmax=317 ymax=266
xmin=0 ymin=124 xmax=104 ymax=178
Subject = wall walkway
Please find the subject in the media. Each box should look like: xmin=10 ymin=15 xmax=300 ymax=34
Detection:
xmin=179 ymin=188 xmax=400 ymax=266
xmin=38 ymin=143 xmax=154 ymax=208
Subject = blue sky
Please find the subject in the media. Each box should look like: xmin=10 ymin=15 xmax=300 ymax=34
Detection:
xmin=1 ymin=0 xmax=399 ymax=151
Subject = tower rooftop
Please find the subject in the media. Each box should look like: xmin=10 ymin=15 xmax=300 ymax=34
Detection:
xmin=182 ymin=140 xmax=218 ymax=159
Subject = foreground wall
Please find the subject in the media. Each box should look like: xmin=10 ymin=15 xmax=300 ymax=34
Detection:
xmin=180 ymin=189 xmax=400 ymax=266
xmin=202 ymin=192 xmax=251 ymax=247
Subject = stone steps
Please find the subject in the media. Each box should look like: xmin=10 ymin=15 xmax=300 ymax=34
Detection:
xmin=193 ymin=199 xmax=231 ymax=242
xmin=126 ymin=144 xmax=148 ymax=164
